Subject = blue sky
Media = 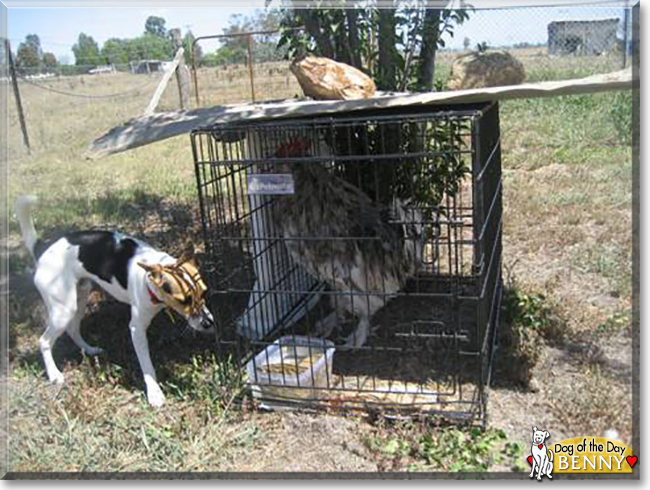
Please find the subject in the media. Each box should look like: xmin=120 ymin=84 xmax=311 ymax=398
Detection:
xmin=5 ymin=2 xmax=628 ymax=64
xmin=7 ymin=6 xmax=262 ymax=63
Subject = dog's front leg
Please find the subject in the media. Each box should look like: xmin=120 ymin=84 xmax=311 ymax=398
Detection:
xmin=529 ymin=462 xmax=536 ymax=479
xmin=129 ymin=307 xmax=165 ymax=408
xmin=536 ymin=456 xmax=545 ymax=480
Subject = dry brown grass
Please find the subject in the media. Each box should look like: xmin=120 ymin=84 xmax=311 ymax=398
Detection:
xmin=158 ymin=61 xmax=303 ymax=111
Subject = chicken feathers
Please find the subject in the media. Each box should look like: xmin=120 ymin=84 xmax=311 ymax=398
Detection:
xmin=272 ymin=140 xmax=423 ymax=347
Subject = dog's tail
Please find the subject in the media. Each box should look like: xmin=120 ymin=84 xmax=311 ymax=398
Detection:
xmin=15 ymin=195 xmax=39 ymax=259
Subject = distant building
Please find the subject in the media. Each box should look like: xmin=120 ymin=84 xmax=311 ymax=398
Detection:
xmin=548 ymin=19 xmax=619 ymax=55
xmin=130 ymin=60 xmax=167 ymax=74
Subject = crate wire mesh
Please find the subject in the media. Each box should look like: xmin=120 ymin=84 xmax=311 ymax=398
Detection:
xmin=192 ymin=102 xmax=502 ymax=423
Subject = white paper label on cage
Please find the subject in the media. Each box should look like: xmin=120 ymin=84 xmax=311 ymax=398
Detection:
xmin=247 ymin=174 xmax=295 ymax=195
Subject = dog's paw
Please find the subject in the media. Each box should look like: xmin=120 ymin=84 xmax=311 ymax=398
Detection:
xmin=146 ymin=386 xmax=166 ymax=408
xmin=49 ymin=372 xmax=65 ymax=384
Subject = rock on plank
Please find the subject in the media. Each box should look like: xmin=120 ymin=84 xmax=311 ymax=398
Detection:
xmin=290 ymin=56 xmax=376 ymax=101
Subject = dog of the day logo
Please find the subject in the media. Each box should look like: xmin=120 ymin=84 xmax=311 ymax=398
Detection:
xmin=528 ymin=427 xmax=554 ymax=480
xmin=526 ymin=427 xmax=637 ymax=477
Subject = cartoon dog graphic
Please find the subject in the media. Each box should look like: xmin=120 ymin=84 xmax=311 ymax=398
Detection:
xmin=529 ymin=426 xmax=554 ymax=480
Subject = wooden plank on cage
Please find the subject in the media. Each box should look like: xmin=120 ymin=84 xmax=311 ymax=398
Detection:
xmin=88 ymin=68 xmax=633 ymax=160
xmin=143 ymin=47 xmax=185 ymax=117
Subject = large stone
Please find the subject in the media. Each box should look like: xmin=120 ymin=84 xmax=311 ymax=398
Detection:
xmin=447 ymin=50 xmax=526 ymax=90
xmin=290 ymin=56 xmax=376 ymax=101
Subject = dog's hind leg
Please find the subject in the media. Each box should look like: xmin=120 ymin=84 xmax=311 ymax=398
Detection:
xmin=39 ymin=315 xmax=71 ymax=384
xmin=35 ymin=269 xmax=80 ymax=384
xmin=38 ymin=299 xmax=78 ymax=384
xmin=66 ymin=280 xmax=103 ymax=356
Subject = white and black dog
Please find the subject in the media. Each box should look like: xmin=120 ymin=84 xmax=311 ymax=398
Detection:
xmin=15 ymin=195 xmax=215 ymax=407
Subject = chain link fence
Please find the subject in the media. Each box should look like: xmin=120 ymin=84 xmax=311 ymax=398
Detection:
xmin=5 ymin=2 xmax=633 ymax=159
xmin=439 ymin=4 xmax=631 ymax=82
xmin=190 ymin=30 xmax=302 ymax=108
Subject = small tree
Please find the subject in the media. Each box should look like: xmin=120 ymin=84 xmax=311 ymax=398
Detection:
xmin=101 ymin=38 xmax=128 ymax=65
xmin=145 ymin=16 xmax=167 ymax=37
xmin=279 ymin=1 xmax=471 ymax=92
xmin=72 ymin=33 xmax=101 ymax=67
xmin=42 ymin=52 xmax=58 ymax=70
xmin=183 ymin=30 xmax=203 ymax=65
xmin=16 ymin=34 xmax=42 ymax=71
xmin=125 ymin=35 xmax=173 ymax=62
xmin=278 ymin=1 xmax=472 ymax=208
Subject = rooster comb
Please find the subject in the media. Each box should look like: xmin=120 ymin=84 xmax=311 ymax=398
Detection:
xmin=275 ymin=138 xmax=311 ymax=158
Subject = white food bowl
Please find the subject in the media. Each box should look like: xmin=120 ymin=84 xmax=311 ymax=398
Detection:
xmin=246 ymin=336 xmax=336 ymax=408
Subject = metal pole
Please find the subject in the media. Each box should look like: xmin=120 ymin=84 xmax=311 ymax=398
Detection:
xmin=189 ymin=28 xmax=303 ymax=107
xmin=6 ymin=40 xmax=30 ymax=153
xmin=191 ymin=39 xmax=200 ymax=107
xmin=623 ymin=7 xmax=630 ymax=68
xmin=247 ymin=35 xmax=256 ymax=103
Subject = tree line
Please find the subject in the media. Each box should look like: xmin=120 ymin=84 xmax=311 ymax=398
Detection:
xmin=13 ymin=11 xmax=284 ymax=74
xmin=13 ymin=15 xmax=203 ymax=74
xmin=13 ymin=2 xmax=471 ymax=89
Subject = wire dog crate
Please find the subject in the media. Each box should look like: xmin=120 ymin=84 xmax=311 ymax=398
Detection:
xmin=192 ymin=102 xmax=502 ymax=424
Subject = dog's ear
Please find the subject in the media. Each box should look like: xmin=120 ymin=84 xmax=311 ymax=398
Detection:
xmin=138 ymin=262 xmax=163 ymax=274
xmin=533 ymin=426 xmax=538 ymax=432
xmin=545 ymin=431 xmax=550 ymax=439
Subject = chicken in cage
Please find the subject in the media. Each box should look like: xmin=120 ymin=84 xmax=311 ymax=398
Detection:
xmin=257 ymin=137 xmax=427 ymax=348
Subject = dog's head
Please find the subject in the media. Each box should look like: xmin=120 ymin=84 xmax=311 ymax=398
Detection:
xmin=532 ymin=426 xmax=550 ymax=446
xmin=138 ymin=248 xmax=214 ymax=334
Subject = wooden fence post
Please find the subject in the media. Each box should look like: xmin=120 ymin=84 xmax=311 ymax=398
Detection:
xmin=170 ymin=29 xmax=191 ymax=110
xmin=143 ymin=47 xmax=185 ymax=117
xmin=6 ymin=40 xmax=30 ymax=153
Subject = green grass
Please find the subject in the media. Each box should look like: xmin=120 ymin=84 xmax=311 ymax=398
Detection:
xmin=494 ymin=282 xmax=565 ymax=388
xmin=501 ymin=93 xmax=631 ymax=153
xmin=596 ymin=311 xmax=631 ymax=337
xmin=416 ymin=428 xmax=508 ymax=472
xmin=363 ymin=424 xmax=518 ymax=472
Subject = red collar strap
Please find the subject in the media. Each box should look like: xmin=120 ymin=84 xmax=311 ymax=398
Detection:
xmin=147 ymin=286 xmax=163 ymax=305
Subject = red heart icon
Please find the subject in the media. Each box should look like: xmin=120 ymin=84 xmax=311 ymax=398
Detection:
xmin=538 ymin=444 xmax=543 ymax=449
xmin=626 ymin=456 xmax=638 ymax=468
xmin=528 ymin=456 xmax=533 ymax=465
